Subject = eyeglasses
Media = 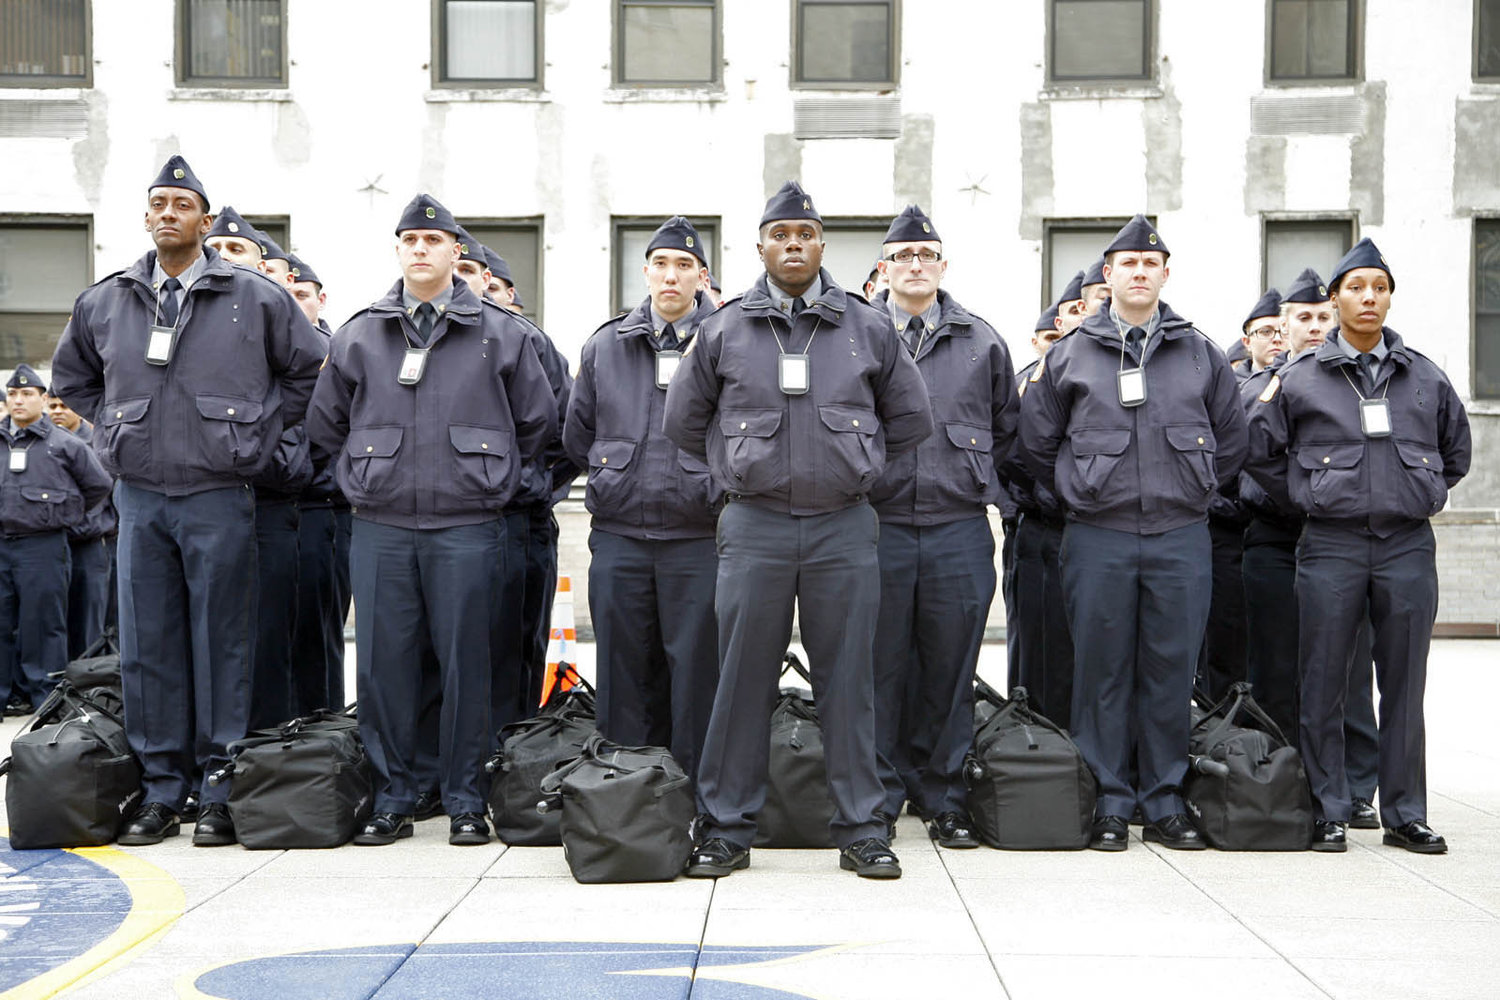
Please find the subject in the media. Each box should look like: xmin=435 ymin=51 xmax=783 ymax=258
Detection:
xmin=883 ymin=250 xmax=942 ymax=265
xmin=1247 ymin=325 xmax=1284 ymax=341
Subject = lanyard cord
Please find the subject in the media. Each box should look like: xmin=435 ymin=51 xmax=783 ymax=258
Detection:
xmin=770 ymin=315 xmax=823 ymax=357
xmin=1339 ymin=361 xmax=1391 ymax=402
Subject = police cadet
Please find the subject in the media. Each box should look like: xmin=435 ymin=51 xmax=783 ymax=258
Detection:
xmin=1239 ymin=289 xmax=1285 ymax=379
xmin=0 ymin=366 xmax=112 ymax=714
xmin=257 ymin=232 xmax=294 ymax=285
xmin=1246 ymin=239 xmax=1470 ymax=854
xmin=866 ymin=206 xmax=1016 ymax=848
xmin=1079 ymin=256 xmax=1111 ymax=316
xmin=664 ymin=181 xmax=932 ymax=879
xmin=45 ymin=392 xmax=119 ymax=660
xmin=307 ymin=194 xmax=555 ymax=848
xmin=1021 ymin=215 xmax=1248 ymax=852
xmin=50 ymin=155 xmax=325 ymax=847
xmin=204 ymin=206 xmax=264 ymax=270
xmin=563 ymin=216 xmax=720 ymax=780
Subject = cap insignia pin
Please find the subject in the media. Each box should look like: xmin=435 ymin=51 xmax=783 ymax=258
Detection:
xmin=173 ymin=168 xmax=185 ymax=179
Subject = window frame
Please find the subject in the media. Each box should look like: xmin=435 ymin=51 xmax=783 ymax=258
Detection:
xmin=613 ymin=0 xmax=721 ymax=88
xmin=239 ymin=214 xmax=291 ymax=257
xmin=1473 ymin=216 xmax=1500 ymax=400
xmin=432 ymin=0 xmax=544 ymax=89
xmin=1040 ymin=217 xmax=1136 ymax=309
xmin=0 ymin=0 xmax=93 ymax=89
xmin=789 ymin=0 xmax=901 ymax=91
xmin=458 ymin=217 xmax=546 ymax=326
xmin=175 ymin=0 xmax=288 ymax=88
xmin=610 ymin=215 xmax=721 ymax=317
xmin=1259 ymin=213 xmax=1356 ymax=296
xmin=1265 ymin=0 xmax=1363 ymax=87
xmin=1046 ymin=0 xmax=1154 ymax=87
xmin=815 ymin=215 xmax=895 ymax=297
xmin=0 ymin=213 xmax=95 ymax=370
xmin=1475 ymin=0 xmax=1500 ymax=81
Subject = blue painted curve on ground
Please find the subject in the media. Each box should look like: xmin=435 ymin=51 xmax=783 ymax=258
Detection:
xmin=0 ymin=837 xmax=134 ymax=991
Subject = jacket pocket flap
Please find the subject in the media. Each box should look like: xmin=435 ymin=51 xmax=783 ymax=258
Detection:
xmin=1069 ymin=427 xmax=1132 ymax=456
xmin=588 ymin=438 xmax=636 ymax=470
xmin=818 ymin=404 xmax=878 ymax=435
xmin=1294 ymin=443 xmax=1363 ymax=470
xmin=196 ymin=394 xmax=262 ymax=424
xmin=100 ymin=397 xmax=150 ymax=426
xmin=449 ymin=424 xmax=511 ymax=457
xmin=678 ymin=449 xmax=710 ymax=473
xmin=720 ymin=409 xmax=783 ymax=438
xmin=1393 ymin=439 xmax=1441 ymax=470
xmin=20 ymin=486 xmax=69 ymax=504
xmin=1164 ymin=424 xmax=1215 ymax=451
xmin=347 ymin=426 xmax=403 ymax=459
xmin=945 ymin=422 xmax=992 ymax=451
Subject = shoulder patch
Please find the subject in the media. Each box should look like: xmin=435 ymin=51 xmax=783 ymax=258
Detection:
xmin=1258 ymin=373 xmax=1281 ymax=403
xmin=1017 ymin=381 xmax=1028 ymax=399
xmin=1028 ymin=357 xmax=1045 ymax=383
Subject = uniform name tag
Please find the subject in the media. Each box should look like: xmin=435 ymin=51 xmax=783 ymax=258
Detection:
xmin=655 ymin=350 xmax=682 ymax=390
xmin=1118 ymin=367 xmax=1147 ymax=408
xmin=8 ymin=449 xmax=27 ymax=473
xmin=397 ymin=348 xmax=429 ymax=386
xmin=779 ymin=354 xmax=810 ymax=395
xmin=145 ymin=324 xmax=177 ymax=366
xmin=1360 ymin=397 xmax=1392 ymax=438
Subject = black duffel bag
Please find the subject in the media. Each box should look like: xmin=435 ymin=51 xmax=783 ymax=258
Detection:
xmin=485 ymin=682 xmax=598 ymax=846
xmin=964 ymin=681 xmax=1095 ymax=850
xmin=1184 ymin=681 xmax=1314 ymax=851
xmin=755 ymin=653 xmax=835 ymax=848
xmin=61 ymin=627 xmax=122 ymax=691
xmin=214 ymin=705 xmax=374 ymax=849
xmin=539 ymin=733 xmax=694 ymax=884
xmin=2 ymin=681 xmax=143 ymax=849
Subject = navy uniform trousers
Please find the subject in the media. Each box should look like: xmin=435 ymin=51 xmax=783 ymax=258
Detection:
xmin=1297 ymin=520 xmax=1437 ymax=827
xmin=1001 ymin=516 xmax=1019 ymax=690
xmin=66 ymin=535 xmax=112 ymax=661
xmin=116 ymin=482 xmax=255 ymax=809
xmin=1196 ymin=516 xmax=1248 ymax=702
xmin=697 ymin=501 xmax=887 ymax=849
xmin=290 ymin=505 xmax=351 ymax=714
xmin=1008 ymin=513 xmax=1074 ymax=725
xmin=1062 ymin=520 xmax=1212 ymax=821
xmin=491 ymin=508 xmax=533 ymax=739
xmin=0 ymin=531 xmax=71 ymax=706
xmin=352 ymin=518 xmax=503 ymax=817
xmin=873 ymin=515 xmax=995 ymax=819
xmin=589 ymin=529 xmax=718 ymax=781
xmin=251 ymin=498 xmax=300 ymax=729
xmin=521 ymin=508 xmax=561 ymax=710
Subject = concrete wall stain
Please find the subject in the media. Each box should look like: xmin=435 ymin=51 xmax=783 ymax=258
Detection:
xmin=1144 ymin=59 xmax=1184 ymax=214
xmin=763 ymin=133 xmax=802 ymax=201
xmin=1452 ymin=97 xmax=1500 ymax=216
xmin=273 ymin=101 xmax=313 ymax=170
xmin=894 ymin=114 xmax=934 ymax=208
xmin=1243 ymin=136 xmax=1287 ymax=216
xmin=1017 ymin=102 xmax=1052 ymax=241
xmin=1349 ymin=81 xmax=1385 ymax=227
xmin=71 ymin=91 xmax=109 ymax=208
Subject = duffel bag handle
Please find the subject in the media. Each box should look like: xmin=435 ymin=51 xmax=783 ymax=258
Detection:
xmin=538 ymin=731 xmax=610 ymax=797
xmin=1194 ymin=681 xmax=1293 ymax=751
xmin=781 ymin=651 xmax=812 ymax=686
xmin=654 ymin=775 xmax=691 ymax=798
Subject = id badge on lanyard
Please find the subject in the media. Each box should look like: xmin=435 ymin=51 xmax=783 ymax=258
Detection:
xmin=145 ymin=324 xmax=178 ymax=366
xmin=779 ymin=354 xmax=810 ymax=396
xmin=398 ymin=348 xmax=429 ymax=386
xmin=1118 ymin=367 xmax=1147 ymax=408
xmin=655 ymin=350 xmax=682 ymax=390
xmin=1360 ymin=397 xmax=1392 ymax=438
xmin=8 ymin=449 xmax=27 ymax=473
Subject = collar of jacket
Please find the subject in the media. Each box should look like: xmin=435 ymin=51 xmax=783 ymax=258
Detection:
xmin=2 ymin=412 xmax=55 ymax=443
xmin=1315 ymin=327 xmax=1411 ymax=371
xmin=369 ymin=275 xmax=483 ymax=326
xmin=122 ymin=245 xmax=236 ymax=299
xmin=739 ymin=269 xmax=848 ymax=322
xmin=874 ymin=287 xmax=977 ymax=338
xmin=1075 ymin=299 xmax=1195 ymax=348
xmin=616 ymin=290 xmax=715 ymax=340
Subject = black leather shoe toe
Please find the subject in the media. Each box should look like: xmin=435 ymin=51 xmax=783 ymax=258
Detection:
xmin=1143 ymin=813 xmax=1206 ymax=850
xmin=449 ymin=813 xmax=490 ymax=846
xmin=180 ymin=791 xmax=200 ymax=822
xmin=353 ymin=812 xmax=415 ymax=846
xmin=1383 ymin=820 xmax=1447 ymax=854
xmin=685 ymin=837 xmax=750 ymax=878
xmin=839 ymin=837 xmax=901 ymax=878
xmin=192 ymin=803 xmax=236 ymax=847
xmin=1089 ymin=815 xmax=1129 ymax=852
xmin=1349 ymin=797 xmax=1380 ymax=830
xmin=928 ymin=812 xmax=980 ymax=849
xmin=413 ymin=790 xmax=444 ymax=821
xmin=1311 ymin=819 xmax=1347 ymax=852
xmin=118 ymin=803 xmax=181 ymax=846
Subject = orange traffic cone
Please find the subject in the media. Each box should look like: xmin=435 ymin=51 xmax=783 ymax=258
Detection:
xmin=538 ymin=576 xmax=582 ymax=707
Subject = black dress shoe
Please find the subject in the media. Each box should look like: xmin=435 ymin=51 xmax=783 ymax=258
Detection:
xmin=353 ymin=812 xmax=415 ymax=846
xmin=685 ymin=837 xmax=750 ymax=878
xmin=928 ymin=812 xmax=980 ymax=849
xmin=1089 ymin=815 xmax=1129 ymax=852
xmin=192 ymin=804 xmax=237 ymax=847
xmin=449 ymin=813 xmax=490 ymax=846
xmin=181 ymin=792 xmax=201 ymax=822
xmin=4 ymin=695 xmax=34 ymax=717
xmin=1311 ymin=819 xmax=1348 ymax=852
xmin=118 ymin=803 xmax=181 ymax=846
xmin=413 ymin=790 xmax=445 ymax=821
xmin=1383 ymin=820 xmax=1447 ymax=855
xmin=1349 ymin=797 xmax=1380 ymax=830
xmin=1143 ymin=813 xmax=1207 ymax=850
xmin=839 ymin=837 xmax=901 ymax=878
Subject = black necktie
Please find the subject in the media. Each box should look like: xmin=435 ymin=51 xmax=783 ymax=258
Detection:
xmin=1126 ymin=326 xmax=1145 ymax=363
xmin=416 ymin=302 xmax=436 ymax=342
xmin=904 ymin=320 xmax=921 ymax=355
xmin=790 ymin=297 xmax=805 ymax=318
xmin=1357 ymin=353 xmax=1378 ymax=392
xmin=662 ymin=322 xmax=677 ymax=348
xmin=159 ymin=277 xmax=181 ymax=327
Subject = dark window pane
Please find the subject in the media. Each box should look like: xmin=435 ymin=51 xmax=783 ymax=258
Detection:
xmin=1264 ymin=221 xmax=1351 ymax=293
xmin=0 ymin=0 xmax=88 ymax=80
xmin=444 ymin=0 xmax=536 ymax=81
xmin=1271 ymin=0 xmax=1352 ymax=80
xmin=1479 ymin=0 xmax=1500 ymax=78
xmin=819 ymin=223 xmax=887 ymax=294
xmin=1046 ymin=226 xmax=1119 ymax=305
xmin=1052 ymin=0 xmax=1149 ymax=81
xmin=186 ymin=0 xmax=283 ymax=83
xmin=621 ymin=3 xmax=715 ymax=83
xmin=241 ymin=216 xmax=289 ymax=255
xmin=1476 ymin=221 xmax=1500 ymax=398
xmin=798 ymin=3 xmax=891 ymax=84
xmin=0 ymin=223 xmax=90 ymax=368
xmin=464 ymin=223 xmax=543 ymax=324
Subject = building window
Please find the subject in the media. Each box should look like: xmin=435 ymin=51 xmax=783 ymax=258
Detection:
xmin=240 ymin=214 xmax=290 ymax=255
xmin=1262 ymin=217 xmax=1353 ymax=296
xmin=436 ymin=0 xmax=540 ymax=86
xmin=816 ymin=218 xmax=890 ymax=299
xmin=611 ymin=217 xmax=719 ymax=316
xmin=1476 ymin=219 xmax=1500 ymax=399
xmin=0 ymin=217 xmax=92 ymax=370
xmin=616 ymin=0 xmax=718 ymax=86
xmin=178 ymin=0 xmax=286 ymax=87
xmin=792 ymin=1 xmax=898 ymax=88
xmin=1042 ymin=219 xmax=1133 ymax=308
xmin=1477 ymin=0 xmax=1500 ymax=78
xmin=1268 ymin=0 xmax=1359 ymax=82
xmin=0 ymin=0 xmax=90 ymax=87
xmin=461 ymin=219 xmax=545 ymax=325
xmin=1048 ymin=0 xmax=1152 ymax=83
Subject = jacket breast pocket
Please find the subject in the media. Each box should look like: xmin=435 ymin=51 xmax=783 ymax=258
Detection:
xmin=1164 ymin=423 xmax=1217 ymax=499
xmin=449 ymin=424 xmax=514 ymax=500
xmin=817 ymin=403 xmax=881 ymax=495
xmin=20 ymin=485 xmax=77 ymax=532
xmin=194 ymin=393 xmax=266 ymax=474
xmin=344 ymin=426 xmax=404 ymax=500
xmin=719 ymin=408 xmax=787 ymax=495
xmin=1063 ymin=426 xmax=1132 ymax=510
xmin=586 ymin=438 xmax=638 ymax=519
xmin=1393 ymin=438 xmax=1446 ymax=518
xmin=1293 ymin=443 xmax=1363 ymax=510
xmin=96 ymin=396 xmax=151 ymax=476
xmin=945 ymin=422 xmax=994 ymax=493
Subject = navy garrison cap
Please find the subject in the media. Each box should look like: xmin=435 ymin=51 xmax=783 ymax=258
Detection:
xmin=1226 ymin=339 xmax=1249 ymax=364
xmin=1058 ymin=269 xmax=1086 ymax=305
xmin=760 ymin=181 xmax=821 ymax=228
xmin=6 ymin=364 xmax=45 ymax=392
xmin=395 ymin=194 xmax=460 ymax=236
xmin=1034 ymin=304 xmax=1059 ymax=333
xmin=206 ymin=205 xmax=255 ymax=243
xmin=1082 ymin=256 xmax=1107 ymax=287
xmin=453 ymin=226 xmax=485 ymax=264
xmin=1282 ymin=268 xmax=1329 ymax=304
xmin=149 ymin=155 xmax=209 ymax=210
xmin=882 ymin=205 xmax=940 ymax=244
xmin=646 ymin=216 xmax=708 ymax=268
xmin=481 ymin=246 xmax=511 ymax=284
xmin=1104 ymin=214 xmax=1168 ymax=259
xmin=1242 ymin=288 xmax=1283 ymax=331
xmin=286 ymin=254 xmax=321 ymax=287
xmin=708 ymin=270 xmax=721 ymax=293
xmin=256 ymin=231 xmax=290 ymax=264
xmin=1329 ymin=238 xmax=1393 ymax=293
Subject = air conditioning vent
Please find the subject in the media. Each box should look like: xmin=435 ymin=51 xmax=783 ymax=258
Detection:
xmin=1250 ymin=93 xmax=1365 ymax=136
xmin=793 ymin=94 xmax=901 ymax=140
xmin=0 ymin=99 xmax=88 ymax=139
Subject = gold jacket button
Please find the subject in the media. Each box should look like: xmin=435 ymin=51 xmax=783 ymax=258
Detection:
xmin=366 ymin=445 xmax=374 ymax=453
xmin=1323 ymin=457 xmax=1331 ymax=464
xmin=227 ymin=407 xmax=236 ymax=416
xmin=115 ymin=411 xmax=123 ymax=419
xmin=739 ymin=421 xmax=747 ymax=430
xmin=1422 ymin=457 xmax=1429 ymax=464
xmin=971 ymin=437 xmax=978 ymax=445
xmin=1197 ymin=436 xmax=1205 ymax=445
xmin=481 ymin=442 xmax=488 ymax=450
xmin=852 ymin=419 xmax=860 ymax=427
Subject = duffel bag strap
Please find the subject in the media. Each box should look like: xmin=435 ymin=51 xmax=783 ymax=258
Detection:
xmin=1194 ymin=683 xmax=1254 ymax=749
xmin=1226 ymin=686 xmax=1295 ymax=749
xmin=654 ymin=774 xmax=691 ymax=798
xmin=538 ymin=731 xmax=609 ymax=796
xmin=781 ymin=651 xmax=812 ymax=686
xmin=974 ymin=676 xmax=1007 ymax=710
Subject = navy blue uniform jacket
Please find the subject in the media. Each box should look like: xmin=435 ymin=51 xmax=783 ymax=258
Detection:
xmin=564 ymin=291 xmax=720 ymax=540
xmin=0 ymin=415 xmax=113 ymax=536
xmin=1020 ymin=303 xmax=1249 ymax=535
xmin=662 ymin=270 xmax=933 ymax=516
xmin=306 ymin=277 xmax=557 ymax=530
xmin=497 ymin=304 xmax=575 ymax=508
xmin=49 ymin=247 xmax=325 ymax=496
